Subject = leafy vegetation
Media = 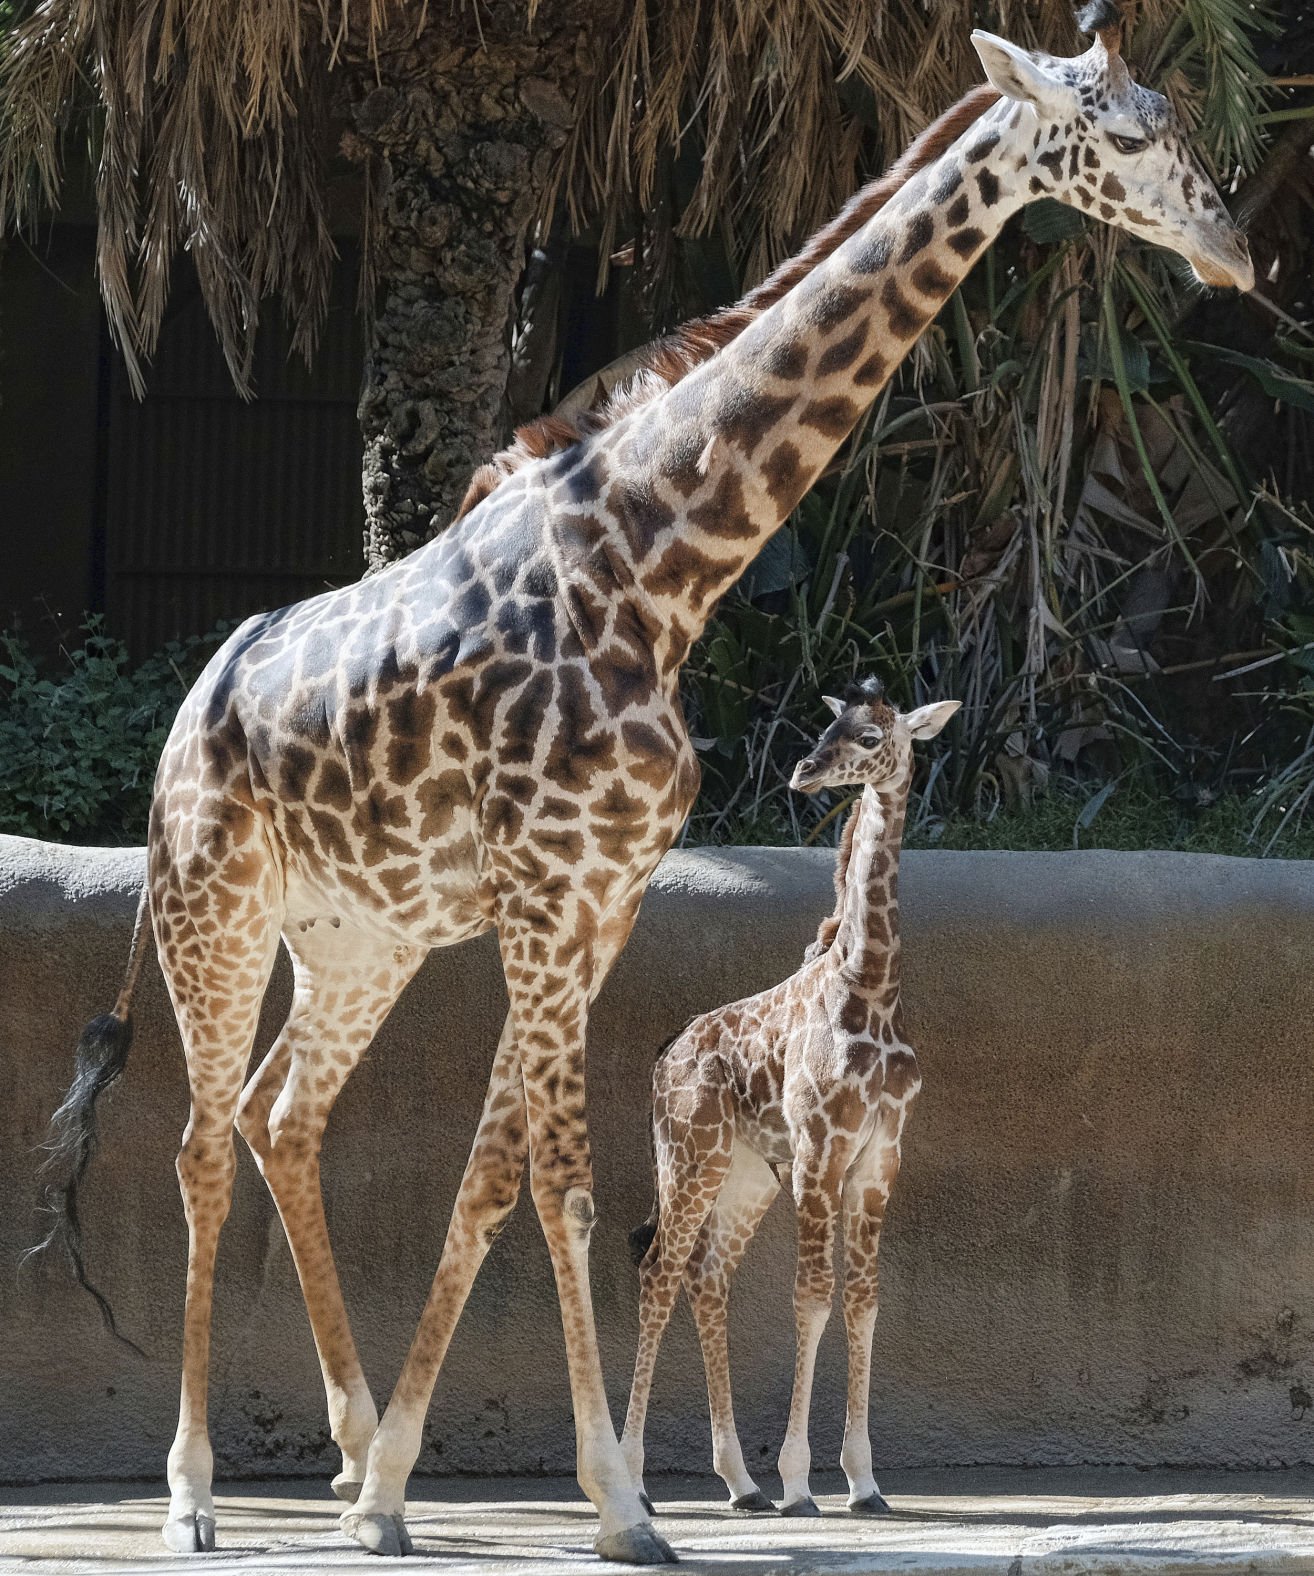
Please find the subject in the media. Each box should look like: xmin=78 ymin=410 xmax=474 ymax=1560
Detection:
xmin=0 ymin=621 xmax=229 ymax=843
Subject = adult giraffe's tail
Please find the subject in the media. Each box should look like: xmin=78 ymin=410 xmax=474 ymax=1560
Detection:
xmin=30 ymin=884 xmax=154 ymax=1354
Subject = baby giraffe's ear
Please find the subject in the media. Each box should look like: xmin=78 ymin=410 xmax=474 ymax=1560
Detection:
xmin=822 ymin=695 xmax=845 ymax=719
xmin=971 ymin=31 xmax=1067 ymax=113
xmin=904 ymin=700 xmax=962 ymax=740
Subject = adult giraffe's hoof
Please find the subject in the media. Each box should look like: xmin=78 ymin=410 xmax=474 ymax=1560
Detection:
xmin=162 ymin=1510 xmax=215 ymax=1553
xmin=594 ymin=1522 xmax=678 ymax=1564
xmin=341 ymin=1510 xmax=414 ymax=1557
xmin=780 ymin=1496 xmax=821 ymax=1517
xmin=331 ymin=1473 xmax=364 ymax=1503
xmin=730 ymin=1490 xmax=777 ymax=1513
xmin=848 ymin=1491 xmax=891 ymax=1517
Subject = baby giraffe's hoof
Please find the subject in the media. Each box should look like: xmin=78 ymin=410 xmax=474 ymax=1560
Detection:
xmin=594 ymin=1523 xmax=679 ymax=1564
xmin=780 ymin=1496 xmax=821 ymax=1518
xmin=638 ymin=1492 xmax=656 ymax=1517
xmin=341 ymin=1510 xmax=414 ymax=1557
xmin=848 ymin=1492 xmax=891 ymax=1517
xmin=731 ymin=1490 xmax=777 ymax=1514
xmin=162 ymin=1511 xmax=215 ymax=1553
xmin=331 ymin=1473 xmax=364 ymax=1503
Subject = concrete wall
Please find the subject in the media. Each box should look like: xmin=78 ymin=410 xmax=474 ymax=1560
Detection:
xmin=3 ymin=832 xmax=1314 ymax=1486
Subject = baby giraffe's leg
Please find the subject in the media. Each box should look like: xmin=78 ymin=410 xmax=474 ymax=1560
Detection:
xmin=620 ymin=1074 xmax=734 ymax=1511
xmin=683 ymin=1143 xmax=780 ymax=1512
xmin=840 ymin=1124 xmax=905 ymax=1516
xmin=778 ymin=1135 xmax=851 ymax=1516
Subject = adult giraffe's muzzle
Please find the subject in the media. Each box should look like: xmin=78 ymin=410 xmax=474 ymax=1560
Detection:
xmin=1188 ymin=223 xmax=1255 ymax=292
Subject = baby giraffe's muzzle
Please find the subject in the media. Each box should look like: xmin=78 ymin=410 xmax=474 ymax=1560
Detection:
xmin=790 ymin=756 xmax=827 ymax=793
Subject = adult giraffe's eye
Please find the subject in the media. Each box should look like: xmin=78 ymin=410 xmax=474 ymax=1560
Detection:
xmin=1109 ymin=132 xmax=1148 ymax=155
xmin=860 ymin=732 xmax=883 ymax=748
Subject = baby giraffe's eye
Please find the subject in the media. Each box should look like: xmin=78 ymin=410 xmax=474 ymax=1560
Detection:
xmin=859 ymin=731 xmax=883 ymax=748
xmin=1109 ymin=132 xmax=1148 ymax=155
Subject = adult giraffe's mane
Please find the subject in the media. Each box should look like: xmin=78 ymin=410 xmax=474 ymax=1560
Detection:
xmin=455 ymin=82 xmax=1002 ymax=521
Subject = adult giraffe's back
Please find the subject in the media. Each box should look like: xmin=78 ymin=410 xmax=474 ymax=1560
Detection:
xmin=43 ymin=6 xmax=1252 ymax=1564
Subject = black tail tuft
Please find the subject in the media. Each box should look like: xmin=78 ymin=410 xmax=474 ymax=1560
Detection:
xmin=27 ymin=1011 xmax=145 ymax=1356
xmin=628 ymin=1217 xmax=658 ymax=1267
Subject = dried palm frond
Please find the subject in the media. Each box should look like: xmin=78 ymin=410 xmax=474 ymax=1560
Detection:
xmin=0 ymin=0 xmax=393 ymax=394
xmin=0 ymin=0 xmax=1278 ymax=400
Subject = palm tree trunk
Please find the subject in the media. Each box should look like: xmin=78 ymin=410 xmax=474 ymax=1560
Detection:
xmin=345 ymin=24 xmax=585 ymax=571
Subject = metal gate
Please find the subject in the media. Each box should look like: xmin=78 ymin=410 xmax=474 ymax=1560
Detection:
xmin=104 ymin=266 xmax=366 ymax=659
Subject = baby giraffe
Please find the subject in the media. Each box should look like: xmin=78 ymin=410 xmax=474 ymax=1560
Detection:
xmin=621 ymin=677 xmax=958 ymax=1517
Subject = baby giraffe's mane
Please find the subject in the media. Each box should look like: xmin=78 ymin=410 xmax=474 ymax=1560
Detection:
xmin=456 ymin=83 xmax=1002 ymax=521
xmin=809 ymin=801 xmax=864 ymax=961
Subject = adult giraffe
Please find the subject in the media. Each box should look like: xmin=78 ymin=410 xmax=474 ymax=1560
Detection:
xmin=45 ymin=8 xmax=1252 ymax=1565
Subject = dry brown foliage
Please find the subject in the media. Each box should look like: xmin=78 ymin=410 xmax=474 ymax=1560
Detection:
xmin=0 ymin=0 xmax=1091 ymax=397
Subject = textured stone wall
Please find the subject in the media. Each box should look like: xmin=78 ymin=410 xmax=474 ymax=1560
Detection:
xmin=3 ymin=834 xmax=1313 ymax=1485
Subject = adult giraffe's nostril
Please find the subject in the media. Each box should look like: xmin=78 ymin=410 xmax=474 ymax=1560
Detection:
xmin=1227 ymin=232 xmax=1256 ymax=292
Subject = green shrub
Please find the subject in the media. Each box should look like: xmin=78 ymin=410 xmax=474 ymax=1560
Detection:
xmin=0 ymin=620 xmax=231 ymax=844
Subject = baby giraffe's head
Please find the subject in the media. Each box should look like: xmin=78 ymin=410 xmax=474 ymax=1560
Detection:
xmin=972 ymin=7 xmax=1253 ymax=291
xmin=789 ymin=678 xmax=961 ymax=795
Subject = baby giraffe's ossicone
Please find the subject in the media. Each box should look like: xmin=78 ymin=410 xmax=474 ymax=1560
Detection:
xmin=621 ymin=678 xmax=959 ymax=1518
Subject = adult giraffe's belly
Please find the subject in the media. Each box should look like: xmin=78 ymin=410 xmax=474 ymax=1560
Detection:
xmin=276 ymin=798 xmax=496 ymax=950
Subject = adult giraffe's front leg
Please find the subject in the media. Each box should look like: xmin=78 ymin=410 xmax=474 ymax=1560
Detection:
xmin=346 ymin=890 xmax=673 ymax=1564
xmin=510 ymin=924 xmax=672 ymax=1563
xmin=342 ymin=1026 xmax=529 ymax=1557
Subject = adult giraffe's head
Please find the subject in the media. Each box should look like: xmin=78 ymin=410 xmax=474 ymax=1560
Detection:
xmin=790 ymin=678 xmax=961 ymax=795
xmin=970 ymin=20 xmax=1254 ymax=291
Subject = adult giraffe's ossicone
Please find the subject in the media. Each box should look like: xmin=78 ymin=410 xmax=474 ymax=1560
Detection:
xmin=40 ymin=7 xmax=1251 ymax=1566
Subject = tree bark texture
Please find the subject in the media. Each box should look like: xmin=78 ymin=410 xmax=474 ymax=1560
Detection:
xmin=345 ymin=14 xmax=595 ymax=571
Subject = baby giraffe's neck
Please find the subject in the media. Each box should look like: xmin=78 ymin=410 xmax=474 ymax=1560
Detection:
xmin=832 ymin=772 xmax=910 ymax=1013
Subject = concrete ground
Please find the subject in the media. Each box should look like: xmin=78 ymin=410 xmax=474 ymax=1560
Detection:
xmin=3 ymin=1470 xmax=1314 ymax=1575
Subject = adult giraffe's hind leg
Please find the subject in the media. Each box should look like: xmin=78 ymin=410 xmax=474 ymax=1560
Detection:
xmin=236 ymin=922 xmax=425 ymax=1506
xmin=151 ymin=817 xmax=282 ymax=1554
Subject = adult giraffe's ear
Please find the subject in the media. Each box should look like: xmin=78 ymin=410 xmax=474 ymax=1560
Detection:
xmin=822 ymin=695 xmax=845 ymax=719
xmin=970 ymin=31 xmax=1066 ymax=113
xmin=904 ymin=700 xmax=962 ymax=741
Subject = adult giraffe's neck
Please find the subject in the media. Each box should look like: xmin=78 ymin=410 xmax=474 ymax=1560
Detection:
xmin=833 ymin=773 xmax=910 ymax=1009
xmin=599 ymin=96 xmax=1025 ymax=661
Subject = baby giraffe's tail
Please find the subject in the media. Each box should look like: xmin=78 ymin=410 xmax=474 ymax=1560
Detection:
xmin=627 ymin=1106 xmax=660 ymax=1266
xmin=628 ymin=1021 xmax=695 ymax=1266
